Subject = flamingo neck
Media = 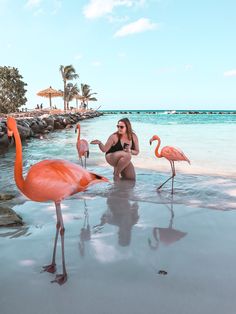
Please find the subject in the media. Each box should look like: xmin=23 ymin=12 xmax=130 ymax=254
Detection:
xmin=77 ymin=128 xmax=81 ymax=141
xmin=13 ymin=124 xmax=24 ymax=191
xmin=154 ymin=137 xmax=162 ymax=158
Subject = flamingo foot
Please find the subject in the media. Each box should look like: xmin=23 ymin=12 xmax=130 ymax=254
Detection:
xmin=42 ymin=263 xmax=56 ymax=273
xmin=51 ymin=273 xmax=67 ymax=285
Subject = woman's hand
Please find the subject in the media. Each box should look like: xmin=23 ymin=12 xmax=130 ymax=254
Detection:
xmin=90 ymin=140 xmax=101 ymax=145
xmin=123 ymin=144 xmax=131 ymax=153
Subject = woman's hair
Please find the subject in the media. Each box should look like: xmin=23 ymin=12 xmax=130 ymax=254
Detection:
xmin=116 ymin=118 xmax=134 ymax=140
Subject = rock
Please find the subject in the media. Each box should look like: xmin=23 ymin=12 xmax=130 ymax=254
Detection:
xmin=43 ymin=117 xmax=55 ymax=130
xmin=0 ymin=134 xmax=11 ymax=147
xmin=0 ymin=193 xmax=15 ymax=201
xmin=17 ymin=124 xmax=32 ymax=139
xmin=0 ymin=206 xmax=23 ymax=227
xmin=45 ymin=125 xmax=53 ymax=132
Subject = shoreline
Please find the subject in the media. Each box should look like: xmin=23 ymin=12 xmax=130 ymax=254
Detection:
xmin=0 ymin=109 xmax=103 ymax=150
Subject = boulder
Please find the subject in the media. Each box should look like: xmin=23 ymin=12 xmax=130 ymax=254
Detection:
xmin=17 ymin=124 xmax=32 ymax=139
xmin=0 ymin=206 xmax=23 ymax=227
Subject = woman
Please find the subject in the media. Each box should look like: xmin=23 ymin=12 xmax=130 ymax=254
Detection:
xmin=91 ymin=118 xmax=139 ymax=181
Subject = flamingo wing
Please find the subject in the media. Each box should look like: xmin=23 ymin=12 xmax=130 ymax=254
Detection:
xmin=23 ymin=159 xmax=103 ymax=202
xmin=77 ymin=139 xmax=89 ymax=157
xmin=161 ymin=146 xmax=190 ymax=163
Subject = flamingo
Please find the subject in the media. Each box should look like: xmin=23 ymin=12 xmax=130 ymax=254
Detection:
xmin=7 ymin=117 xmax=108 ymax=285
xmin=75 ymin=123 xmax=89 ymax=168
xmin=150 ymin=135 xmax=190 ymax=194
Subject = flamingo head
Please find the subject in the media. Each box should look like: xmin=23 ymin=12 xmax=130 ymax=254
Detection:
xmin=7 ymin=117 xmax=16 ymax=137
xmin=149 ymin=135 xmax=160 ymax=145
xmin=75 ymin=123 xmax=80 ymax=133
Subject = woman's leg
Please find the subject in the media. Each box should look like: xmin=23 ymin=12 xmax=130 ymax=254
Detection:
xmin=105 ymin=152 xmax=132 ymax=180
xmin=114 ymin=153 xmax=131 ymax=179
xmin=121 ymin=162 xmax=136 ymax=180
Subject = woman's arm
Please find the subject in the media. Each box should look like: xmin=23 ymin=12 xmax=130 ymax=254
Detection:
xmin=131 ymin=133 xmax=139 ymax=156
xmin=91 ymin=135 xmax=115 ymax=153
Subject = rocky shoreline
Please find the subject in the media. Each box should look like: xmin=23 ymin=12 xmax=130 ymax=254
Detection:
xmin=0 ymin=110 xmax=103 ymax=149
xmin=0 ymin=110 xmax=103 ymax=228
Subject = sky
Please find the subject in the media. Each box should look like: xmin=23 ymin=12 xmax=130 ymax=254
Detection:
xmin=0 ymin=0 xmax=236 ymax=110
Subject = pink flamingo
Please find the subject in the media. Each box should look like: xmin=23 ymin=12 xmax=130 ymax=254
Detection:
xmin=7 ymin=117 xmax=108 ymax=285
xmin=150 ymin=135 xmax=190 ymax=194
xmin=75 ymin=123 xmax=89 ymax=168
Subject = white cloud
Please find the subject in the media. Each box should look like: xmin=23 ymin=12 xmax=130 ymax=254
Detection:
xmin=25 ymin=0 xmax=61 ymax=15
xmin=83 ymin=0 xmax=145 ymax=19
xmin=52 ymin=0 xmax=62 ymax=15
xmin=224 ymin=69 xmax=236 ymax=77
xmin=25 ymin=0 xmax=42 ymax=8
xmin=114 ymin=18 xmax=157 ymax=37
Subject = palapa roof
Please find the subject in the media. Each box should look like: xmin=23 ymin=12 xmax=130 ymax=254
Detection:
xmin=37 ymin=86 xmax=63 ymax=98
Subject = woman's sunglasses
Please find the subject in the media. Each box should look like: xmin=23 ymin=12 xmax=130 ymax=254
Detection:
xmin=117 ymin=125 xmax=125 ymax=129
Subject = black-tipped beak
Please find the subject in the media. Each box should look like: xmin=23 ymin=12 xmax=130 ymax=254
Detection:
xmin=149 ymin=140 xmax=152 ymax=145
xmin=75 ymin=128 xmax=77 ymax=133
xmin=7 ymin=129 xmax=13 ymax=143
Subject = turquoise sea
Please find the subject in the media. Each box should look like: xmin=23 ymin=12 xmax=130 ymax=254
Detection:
xmin=2 ymin=111 xmax=236 ymax=208
xmin=0 ymin=111 xmax=236 ymax=314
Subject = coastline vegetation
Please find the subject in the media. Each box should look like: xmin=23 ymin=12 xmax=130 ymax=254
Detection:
xmin=0 ymin=65 xmax=98 ymax=114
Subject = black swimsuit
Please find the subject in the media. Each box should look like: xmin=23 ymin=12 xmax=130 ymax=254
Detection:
xmin=106 ymin=137 xmax=135 ymax=155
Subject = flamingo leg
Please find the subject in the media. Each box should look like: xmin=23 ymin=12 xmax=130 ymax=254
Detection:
xmin=51 ymin=202 xmax=67 ymax=285
xmin=157 ymin=162 xmax=173 ymax=189
xmin=80 ymin=157 xmax=84 ymax=168
xmin=157 ymin=161 xmax=175 ymax=191
xmin=171 ymin=162 xmax=176 ymax=194
xmin=42 ymin=202 xmax=60 ymax=273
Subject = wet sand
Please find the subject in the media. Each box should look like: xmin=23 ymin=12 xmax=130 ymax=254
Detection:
xmin=0 ymin=178 xmax=236 ymax=314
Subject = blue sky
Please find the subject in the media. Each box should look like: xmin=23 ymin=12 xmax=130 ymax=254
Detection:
xmin=0 ymin=0 xmax=236 ymax=110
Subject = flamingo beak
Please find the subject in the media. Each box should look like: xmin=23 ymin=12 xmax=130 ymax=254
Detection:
xmin=149 ymin=139 xmax=152 ymax=145
xmin=7 ymin=129 xmax=13 ymax=143
xmin=7 ymin=129 xmax=13 ymax=138
xmin=75 ymin=128 xmax=77 ymax=133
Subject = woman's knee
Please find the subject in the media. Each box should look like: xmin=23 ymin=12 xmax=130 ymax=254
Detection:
xmin=120 ymin=153 xmax=131 ymax=163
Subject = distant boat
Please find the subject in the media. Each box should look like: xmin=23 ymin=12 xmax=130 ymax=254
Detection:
xmin=164 ymin=110 xmax=176 ymax=114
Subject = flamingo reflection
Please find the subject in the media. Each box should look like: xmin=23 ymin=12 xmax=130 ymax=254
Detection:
xmin=148 ymin=197 xmax=187 ymax=250
xmin=79 ymin=200 xmax=91 ymax=257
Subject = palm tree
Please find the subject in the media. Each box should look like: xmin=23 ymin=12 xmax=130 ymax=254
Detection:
xmin=65 ymin=83 xmax=80 ymax=110
xmin=80 ymin=84 xmax=97 ymax=110
xmin=60 ymin=65 xmax=79 ymax=111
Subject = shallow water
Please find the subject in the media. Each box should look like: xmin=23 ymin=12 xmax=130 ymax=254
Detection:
xmin=1 ymin=182 xmax=236 ymax=314
xmin=0 ymin=113 xmax=236 ymax=313
xmin=1 ymin=113 xmax=236 ymax=214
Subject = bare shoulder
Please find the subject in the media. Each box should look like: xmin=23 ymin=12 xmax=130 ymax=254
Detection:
xmin=108 ymin=133 xmax=118 ymax=143
xmin=132 ymin=133 xmax=139 ymax=142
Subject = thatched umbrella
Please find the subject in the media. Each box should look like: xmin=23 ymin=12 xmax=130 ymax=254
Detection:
xmin=37 ymin=86 xmax=63 ymax=108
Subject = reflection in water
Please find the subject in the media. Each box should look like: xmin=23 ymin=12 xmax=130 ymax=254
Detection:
xmin=79 ymin=200 xmax=91 ymax=257
xmin=94 ymin=180 xmax=139 ymax=247
xmin=0 ymin=226 xmax=30 ymax=238
xmin=148 ymin=197 xmax=187 ymax=250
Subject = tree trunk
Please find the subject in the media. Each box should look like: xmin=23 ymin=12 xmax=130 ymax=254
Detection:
xmin=63 ymin=80 xmax=66 ymax=111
